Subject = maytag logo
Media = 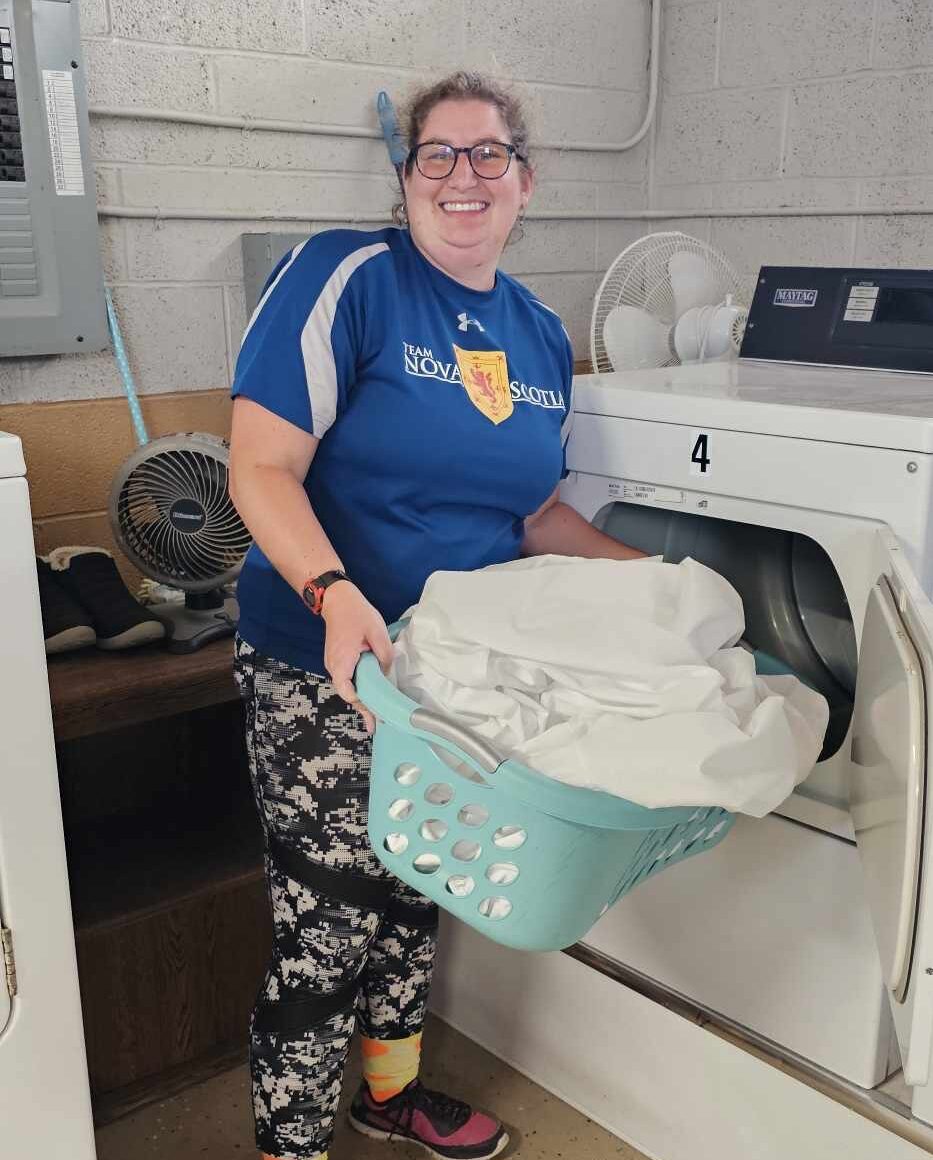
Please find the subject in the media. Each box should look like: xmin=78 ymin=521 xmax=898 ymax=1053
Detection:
xmin=773 ymin=288 xmax=818 ymax=308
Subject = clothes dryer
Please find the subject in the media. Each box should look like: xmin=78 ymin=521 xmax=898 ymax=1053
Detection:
xmin=432 ymin=360 xmax=933 ymax=1158
xmin=553 ymin=360 xmax=933 ymax=1122
xmin=0 ymin=431 xmax=96 ymax=1157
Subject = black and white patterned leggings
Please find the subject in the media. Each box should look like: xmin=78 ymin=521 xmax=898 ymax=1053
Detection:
xmin=234 ymin=637 xmax=438 ymax=1160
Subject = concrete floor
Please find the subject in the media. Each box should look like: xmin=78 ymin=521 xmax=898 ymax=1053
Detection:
xmin=95 ymin=1014 xmax=647 ymax=1159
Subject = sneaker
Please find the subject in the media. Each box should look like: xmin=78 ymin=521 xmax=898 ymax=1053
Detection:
xmin=348 ymin=1079 xmax=508 ymax=1159
xmin=36 ymin=557 xmax=96 ymax=655
xmin=46 ymin=547 xmax=165 ymax=651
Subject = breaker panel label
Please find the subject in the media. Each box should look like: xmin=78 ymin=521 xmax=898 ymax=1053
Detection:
xmin=43 ymin=70 xmax=84 ymax=196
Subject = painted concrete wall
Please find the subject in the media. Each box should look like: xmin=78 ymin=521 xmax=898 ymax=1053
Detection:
xmin=0 ymin=0 xmax=650 ymax=407
xmin=4 ymin=1 xmax=933 ymax=558
xmin=0 ymin=0 xmax=651 ymax=558
xmin=3 ymin=2 xmax=932 ymax=408
xmin=650 ymin=0 xmax=933 ymax=301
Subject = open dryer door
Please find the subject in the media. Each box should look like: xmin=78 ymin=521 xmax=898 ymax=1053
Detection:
xmin=852 ymin=528 xmax=933 ymax=1087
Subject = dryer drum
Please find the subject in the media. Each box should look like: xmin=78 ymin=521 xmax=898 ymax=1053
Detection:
xmin=595 ymin=503 xmax=856 ymax=761
xmin=791 ymin=533 xmax=858 ymax=695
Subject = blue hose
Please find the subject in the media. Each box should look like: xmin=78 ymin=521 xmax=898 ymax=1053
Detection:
xmin=105 ymin=287 xmax=149 ymax=447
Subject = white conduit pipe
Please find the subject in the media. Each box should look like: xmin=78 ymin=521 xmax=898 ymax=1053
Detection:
xmin=576 ymin=0 xmax=660 ymax=152
xmin=97 ymin=204 xmax=933 ymax=222
xmin=88 ymin=1 xmax=660 ymax=154
xmin=85 ymin=93 xmax=657 ymax=156
xmin=88 ymin=105 xmax=385 ymax=141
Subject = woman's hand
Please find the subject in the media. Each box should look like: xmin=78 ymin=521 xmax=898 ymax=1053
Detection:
xmin=322 ymin=582 xmax=394 ymax=734
xmin=522 ymin=489 xmax=648 ymax=560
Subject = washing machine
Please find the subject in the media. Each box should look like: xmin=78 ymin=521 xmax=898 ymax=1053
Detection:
xmin=430 ymin=354 xmax=933 ymax=1160
xmin=0 ymin=431 xmax=96 ymax=1156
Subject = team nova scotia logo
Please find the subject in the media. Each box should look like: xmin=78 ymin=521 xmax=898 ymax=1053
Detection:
xmin=403 ymin=342 xmax=565 ymax=426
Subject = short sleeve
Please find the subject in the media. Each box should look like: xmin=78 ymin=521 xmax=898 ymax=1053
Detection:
xmin=525 ymin=290 xmax=575 ymax=477
xmin=231 ymin=231 xmax=390 ymax=439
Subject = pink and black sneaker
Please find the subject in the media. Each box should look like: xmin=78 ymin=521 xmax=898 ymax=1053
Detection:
xmin=348 ymin=1078 xmax=509 ymax=1159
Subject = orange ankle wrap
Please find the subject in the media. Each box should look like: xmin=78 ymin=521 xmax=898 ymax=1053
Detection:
xmin=360 ymin=1031 xmax=423 ymax=1101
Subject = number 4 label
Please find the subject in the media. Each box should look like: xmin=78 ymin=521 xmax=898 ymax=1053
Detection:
xmin=690 ymin=431 xmax=711 ymax=476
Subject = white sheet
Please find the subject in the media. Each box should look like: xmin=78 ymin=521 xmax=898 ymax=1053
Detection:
xmin=390 ymin=555 xmax=829 ymax=817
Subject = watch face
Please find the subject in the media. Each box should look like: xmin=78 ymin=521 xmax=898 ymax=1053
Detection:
xmin=302 ymin=572 xmax=347 ymax=614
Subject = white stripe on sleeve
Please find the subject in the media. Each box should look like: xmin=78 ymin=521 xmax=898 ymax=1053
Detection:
xmin=299 ymin=241 xmax=389 ymax=437
xmin=530 ymin=295 xmax=572 ymax=346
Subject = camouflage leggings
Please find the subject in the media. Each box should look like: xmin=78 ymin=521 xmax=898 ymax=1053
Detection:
xmin=234 ymin=637 xmax=438 ymax=1160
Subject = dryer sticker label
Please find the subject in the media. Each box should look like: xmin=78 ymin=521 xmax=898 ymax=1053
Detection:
xmin=609 ymin=480 xmax=685 ymax=505
xmin=773 ymin=288 xmax=818 ymax=308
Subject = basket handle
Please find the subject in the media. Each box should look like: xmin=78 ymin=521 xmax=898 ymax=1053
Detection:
xmin=409 ymin=708 xmax=503 ymax=775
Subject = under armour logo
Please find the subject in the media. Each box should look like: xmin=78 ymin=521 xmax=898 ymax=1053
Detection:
xmin=457 ymin=312 xmax=484 ymax=333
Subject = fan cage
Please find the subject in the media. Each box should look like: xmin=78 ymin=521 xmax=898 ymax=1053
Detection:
xmin=109 ymin=433 xmax=252 ymax=592
xmin=731 ymin=310 xmax=748 ymax=351
xmin=590 ymin=231 xmax=742 ymax=373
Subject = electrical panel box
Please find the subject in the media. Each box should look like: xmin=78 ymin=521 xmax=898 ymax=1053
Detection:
xmin=0 ymin=0 xmax=106 ymax=357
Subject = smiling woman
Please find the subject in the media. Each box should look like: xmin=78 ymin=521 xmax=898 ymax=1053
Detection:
xmin=226 ymin=69 xmax=642 ymax=1160
xmin=396 ymin=75 xmax=534 ymax=290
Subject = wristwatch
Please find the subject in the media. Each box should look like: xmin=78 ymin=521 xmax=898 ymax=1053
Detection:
xmin=302 ymin=569 xmax=351 ymax=615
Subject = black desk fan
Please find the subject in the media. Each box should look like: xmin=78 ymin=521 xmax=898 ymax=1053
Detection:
xmin=104 ymin=291 xmax=252 ymax=652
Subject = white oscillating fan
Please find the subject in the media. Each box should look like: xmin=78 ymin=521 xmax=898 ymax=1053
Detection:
xmin=590 ymin=231 xmax=748 ymax=372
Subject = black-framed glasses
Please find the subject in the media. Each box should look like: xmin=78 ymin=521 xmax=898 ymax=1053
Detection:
xmin=409 ymin=141 xmax=526 ymax=181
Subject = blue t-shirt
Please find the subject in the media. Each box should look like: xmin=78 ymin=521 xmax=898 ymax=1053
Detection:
xmin=231 ymin=226 xmax=574 ymax=675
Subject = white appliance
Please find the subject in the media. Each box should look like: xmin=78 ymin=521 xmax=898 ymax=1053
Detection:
xmin=431 ymin=361 xmax=933 ymax=1160
xmin=0 ymin=431 xmax=96 ymax=1156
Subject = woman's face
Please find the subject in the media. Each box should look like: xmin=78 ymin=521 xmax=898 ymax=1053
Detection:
xmin=402 ymin=98 xmax=534 ymax=291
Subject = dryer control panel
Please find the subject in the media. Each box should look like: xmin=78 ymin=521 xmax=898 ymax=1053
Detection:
xmin=740 ymin=266 xmax=933 ymax=374
xmin=0 ymin=0 xmax=106 ymax=356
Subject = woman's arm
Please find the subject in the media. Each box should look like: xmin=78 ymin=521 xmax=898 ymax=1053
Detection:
xmin=521 ymin=487 xmax=647 ymax=560
xmin=229 ymin=397 xmax=393 ymax=728
xmin=229 ymin=398 xmax=334 ymax=591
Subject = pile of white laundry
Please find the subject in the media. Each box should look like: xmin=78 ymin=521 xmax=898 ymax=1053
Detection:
xmin=390 ymin=555 xmax=829 ymax=817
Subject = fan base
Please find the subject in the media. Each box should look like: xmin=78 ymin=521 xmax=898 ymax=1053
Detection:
xmin=151 ymin=594 xmax=238 ymax=654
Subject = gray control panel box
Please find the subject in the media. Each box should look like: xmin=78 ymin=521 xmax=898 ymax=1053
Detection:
xmin=0 ymin=0 xmax=106 ymax=357
xmin=241 ymin=232 xmax=306 ymax=314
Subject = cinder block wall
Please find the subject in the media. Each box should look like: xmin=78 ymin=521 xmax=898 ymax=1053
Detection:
xmin=0 ymin=0 xmax=650 ymax=562
xmin=649 ymin=0 xmax=933 ymax=296
xmin=4 ymin=0 xmax=932 ymax=567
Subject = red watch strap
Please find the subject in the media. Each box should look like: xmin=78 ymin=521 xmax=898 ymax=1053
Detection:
xmin=301 ymin=569 xmax=350 ymax=615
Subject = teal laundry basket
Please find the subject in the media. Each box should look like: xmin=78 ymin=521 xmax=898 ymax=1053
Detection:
xmin=355 ymin=622 xmax=736 ymax=952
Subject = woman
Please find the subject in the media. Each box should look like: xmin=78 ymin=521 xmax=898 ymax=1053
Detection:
xmin=229 ymin=71 xmax=643 ymax=1160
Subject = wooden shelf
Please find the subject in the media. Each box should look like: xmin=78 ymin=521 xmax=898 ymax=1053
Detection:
xmin=46 ymin=636 xmax=238 ymax=741
xmin=46 ymin=635 xmax=269 ymax=1108
xmin=67 ymin=797 xmax=264 ymax=933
